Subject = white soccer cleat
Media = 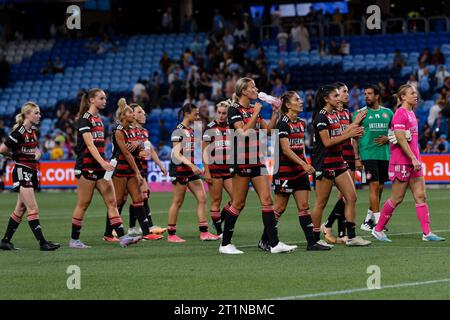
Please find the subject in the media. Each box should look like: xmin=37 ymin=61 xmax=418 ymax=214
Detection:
xmin=346 ymin=236 xmax=372 ymax=246
xmin=69 ymin=239 xmax=91 ymax=249
xmin=270 ymin=241 xmax=297 ymax=253
xmin=371 ymin=229 xmax=392 ymax=242
xmin=316 ymin=239 xmax=334 ymax=248
xmin=360 ymin=222 xmax=373 ymax=232
xmin=219 ymin=244 xmax=244 ymax=254
xmin=422 ymin=233 xmax=445 ymax=241
xmin=127 ymin=227 xmax=142 ymax=236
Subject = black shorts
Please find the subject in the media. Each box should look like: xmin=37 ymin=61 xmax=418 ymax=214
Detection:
xmin=362 ymin=160 xmax=389 ymax=183
xmin=210 ymin=167 xmax=233 ymax=180
xmin=315 ymin=168 xmax=348 ymax=181
xmin=12 ymin=165 xmax=38 ymax=192
xmin=172 ymin=175 xmax=201 ymax=185
xmin=75 ymin=169 xmax=106 ymax=181
xmin=233 ymin=165 xmax=266 ymax=178
xmin=274 ymin=174 xmax=311 ymax=194
xmin=345 ymin=160 xmax=356 ymax=172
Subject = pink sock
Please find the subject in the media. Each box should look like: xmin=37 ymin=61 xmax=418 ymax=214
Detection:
xmin=375 ymin=199 xmax=396 ymax=232
xmin=416 ymin=203 xmax=431 ymax=235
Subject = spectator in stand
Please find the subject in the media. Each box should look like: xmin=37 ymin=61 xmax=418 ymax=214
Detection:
xmin=198 ymin=71 xmax=212 ymax=98
xmin=298 ymin=22 xmax=310 ymax=52
xmin=224 ymin=79 xmax=235 ymax=99
xmin=418 ymin=67 xmax=431 ymax=99
xmin=435 ymin=134 xmax=449 ymax=153
xmin=274 ymin=60 xmax=291 ymax=86
xmin=332 ymin=8 xmax=343 ymax=24
xmin=169 ymin=73 xmax=185 ymax=104
xmin=44 ymin=134 xmax=55 ymax=151
xmin=158 ymin=142 xmax=172 ymax=161
xmin=277 ymin=28 xmax=289 ymax=53
xmin=304 ymin=89 xmax=314 ymax=112
xmin=391 ymin=49 xmax=406 ymax=69
xmin=329 ymin=39 xmax=340 ymax=55
xmin=418 ymin=48 xmax=432 ymax=65
xmin=198 ymin=93 xmax=210 ymax=128
xmin=162 ymin=7 xmax=174 ymax=33
xmin=160 ymin=52 xmax=172 ymax=76
xmin=349 ymin=83 xmax=361 ymax=111
xmin=190 ymin=36 xmax=203 ymax=57
xmin=271 ymin=77 xmax=286 ymax=97
xmin=419 ymin=123 xmax=432 ymax=151
xmin=431 ymin=47 xmax=445 ymax=66
xmin=270 ymin=10 xmax=282 ymax=38
xmin=290 ymin=21 xmax=302 ymax=51
xmin=431 ymin=111 xmax=449 ymax=141
xmin=168 ymin=65 xmax=184 ymax=84
xmin=223 ymin=30 xmax=235 ymax=52
xmin=318 ymin=39 xmax=329 ymax=56
xmin=212 ymin=9 xmax=226 ymax=37
xmin=211 ymin=73 xmax=223 ymax=99
xmin=423 ymin=141 xmax=434 ymax=153
xmin=435 ymin=65 xmax=450 ymax=90
xmin=386 ymin=77 xmax=398 ymax=97
xmin=339 ymin=39 xmax=350 ymax=55
xmin=407 ymin=74 xmax=418 ymax=89
xmin=133 ymin=79 xmax=147 ymax=102
xmin=428 ymin=99 xmax=446 ymax=127
xmin=52 ymin=57 xmax=65 ymax=73
xmin=51 ymin=141 xmax=64 ymax=160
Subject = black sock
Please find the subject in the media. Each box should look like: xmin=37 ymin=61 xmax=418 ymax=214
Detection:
xmin=144 ymin=199 xmax=154 ymax=227
xmin=221 ymin=206 xmax=240 ymax=246
xmin=168 ymin=224 xmax=176 ymax=235
xmin=0 ymin=181 xmax=4 ymax=191
xmin=262 ymin=208 xmax=279 ymax=247
xmin=110 ymin=216 xmax=125 ymax=238
xmin=71 ymin=218 xmax=83 ymax=240
xmin=106 ymin=203 xmax=124 ymax=237
xmin=313 ymin=227 xmax=321 ymax=242
xmin=337 ymin=214 xmax=347 ymax=238
xmin=28 ymin=213 xmax=46 ymax=245
xmin=346 ymin=221 xmax=356 ymax=239
xmin=3 ymin=213 xmax=21 ymax=242
xmin=211 ymin=210 xmax=222 ymax=235
xmin=131 ymin=204 xmax=150 ymax=236
xmin=298 ymin=210 xmax=315 ymax=245
xmin=325 ymin=198 xmax=345 ymax=228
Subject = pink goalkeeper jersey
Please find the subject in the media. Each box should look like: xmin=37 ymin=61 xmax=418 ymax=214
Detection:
xmin=390 ymin=107 xmax=421 ymax=165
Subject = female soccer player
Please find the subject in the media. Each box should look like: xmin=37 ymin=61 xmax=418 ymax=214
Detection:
xmin=260 ymin=91 xmax=330 ymax=251
xmin=311 ymin=85 xmax=371 ymax=247
xmin=127 ymin=103 xmax=168 ymax=238
xmin=219 ymin=77 xmax=297 ymax=254
xmin=321 ymin=82 xmax=361 ymax=243
xmin=167 ymin=103 xmax=220 ymax=243
xmin=0 ymin=102 xmax=60 ymax=251
xmin=103 ymin=98 xmax=157 ymax=242
xmin=70 ymin=89 xmax=141 ymax=248
xmin=372 ymin=84 xmax=445 ymax=242
xmin=202 ymin=100 xmax=233 ymax=237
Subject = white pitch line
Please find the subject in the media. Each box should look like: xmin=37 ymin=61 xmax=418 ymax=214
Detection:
xmin=269 ymin=278 xmax=450 ymax=300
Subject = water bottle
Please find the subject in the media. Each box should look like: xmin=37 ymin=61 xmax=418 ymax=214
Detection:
xmin=361 ymin=168 xmax=367 ymax=184
xmin=258 ymin=92 xmax=281 ymax=108
xmin=103 ymin=158 xmax=117 ymax=181
xmin=144 ymin=141 xmax=152 ymax=151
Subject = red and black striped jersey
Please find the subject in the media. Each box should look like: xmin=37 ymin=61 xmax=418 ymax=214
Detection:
xmin=136 ymin=127 xmax=149 ymax=176
xmin=228 ymin=102 xmax=264 ymax=168
xmin=336 ymin=107 xmax=355 ymax=162
xmin=312 ymin=109 xmax=346 ymax=171
xmin=113 ymin=124 xmax=140 ymax=177
xmin=169 ymin=123 xmax=195 ymax=178
xmin=274 ymin=115 xmax=307 ymax=180
xmin=5 ymin=125 xmax=39 ymax=170
xmin=75 ymin=112 xmax=106 ymax=172
xmin=202 ymin=120 xmax=231 ymax=177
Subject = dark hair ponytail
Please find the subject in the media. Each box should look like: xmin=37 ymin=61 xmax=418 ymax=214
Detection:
xmin=313 ymin=85 xmax=338 ymax=120
xmin=280 ymin=91 xmax=297 ymax=115
xmin=178 ymin=103 xmax=198 ymax=122
xmin=78 ymin=88 xmax=103 ymax=118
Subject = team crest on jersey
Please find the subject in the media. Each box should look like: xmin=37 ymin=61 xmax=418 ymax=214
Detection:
xmin=382 ymin=113 xmax=388 ymax=118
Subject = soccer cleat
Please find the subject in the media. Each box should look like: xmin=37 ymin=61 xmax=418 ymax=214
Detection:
xmin=142 ymin=233 xmax=163 ymax=241
xmin=316 ymin=240 xmax=334 ymax=248
xmin=200 ymin=232 xmax=221 ymax=241
xmin=360 ymin=221 xmax=373 ymax=231
xmin=346 ymin=236 xmax=372 ymax=246
xmin=371 ymin=229 xmax=392 ymax=242
xmin=270 ymin=241 xmax=297 ymax=253
xmin=0 ymin=240 xmax=18 ymax=251
xmin=167 ymin=234 xmax=186 ymax=243
xmin=307 ymin=242 xmax=332 ymax=251
xmin=119 ymin=235 xmax=142 ymax=248
xmin=321 ymin=223 xmax=338 ymax=244
xmin=422 ymin=233 xmax=445 ymax=242
xmin=40 ymin=241 xmax=60 ymax=251
xmin=102 ymin=235 xmax=120 ymax=242
xmin=127 ymin=227 xmax=142 ymax=237
xmin=219 ymin=244 xmax=244 ymax=254
xmin=149 ymin=225 xmax=167 ymax=235
xmin=257 ymin=240 xmax=270 ymax=252
xmin=69 ymin=239 xmax=91 ymax=249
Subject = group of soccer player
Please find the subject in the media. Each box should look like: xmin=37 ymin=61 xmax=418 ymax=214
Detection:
xmin=0 ymin=77 xmax=445 ymax=252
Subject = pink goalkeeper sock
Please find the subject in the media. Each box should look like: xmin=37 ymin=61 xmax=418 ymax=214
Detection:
xmin=375 ymin=199 xmax=396 ymax=232
xmin=416 ymin=203 xmax=431 ymax=235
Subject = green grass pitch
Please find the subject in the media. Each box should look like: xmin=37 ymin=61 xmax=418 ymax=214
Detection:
xmin=0 ymin=188 xmax=449 ymax=300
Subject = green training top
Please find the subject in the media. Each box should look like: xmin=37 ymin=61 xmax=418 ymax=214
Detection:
xmin=356 ymin=105 xmax=394 ymax=161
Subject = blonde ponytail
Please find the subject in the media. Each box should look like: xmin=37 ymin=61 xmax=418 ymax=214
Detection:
xmin=13 ymin=101 xmax=38 ymax=130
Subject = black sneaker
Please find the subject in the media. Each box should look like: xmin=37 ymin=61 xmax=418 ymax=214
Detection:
xmin=257 ymin=240 xmax=270 ymax=252
xmin=307 ymin=243 xmax=332 ymax=251
xmin=0 ymin=239 xmax=18 ymax=251
xmin=40 ymin=241 xmax=61 ymax=251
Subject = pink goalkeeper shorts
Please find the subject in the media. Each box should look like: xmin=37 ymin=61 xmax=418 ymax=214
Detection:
xmin=388 ymin=164 xmax=423 ymax=182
